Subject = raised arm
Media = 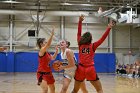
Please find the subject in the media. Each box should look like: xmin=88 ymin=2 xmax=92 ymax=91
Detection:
xmin=51 ymin=45 xmax=59 ymax=60
xmin=40 ymin=27 xmax=55 ymax=55
xmin=93 ymin=20 xmax=115 ymax=50
xmin=77 ymin=15 xmax=84 ymax=43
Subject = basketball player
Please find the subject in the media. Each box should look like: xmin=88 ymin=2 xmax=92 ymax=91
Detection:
xmin=72 ymin=15 xmax=115 ymax=93
xmin=58 ymin=40 xmax=77 ymax=93
xmin=36 ymin=27 xmax=58 ymax=93
xmin=66 ymin=41 xmax=88 ymax=93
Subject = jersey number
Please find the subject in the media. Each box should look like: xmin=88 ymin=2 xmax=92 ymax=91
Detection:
xmin=82 ymin=48 xmax=90 ymax=54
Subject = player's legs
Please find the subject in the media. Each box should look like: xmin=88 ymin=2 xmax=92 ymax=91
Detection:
xmin=60 ymin=77 xmax=71 ymax=93
xmin=85 ymin=66 xmax=102 ymax=93
xmin=60 ymin=66 xmax=76 ymax=93
xmin=40 ymin=80 xmax=48 ymax=93
xmin=72 ymin=65 xmax=86 ymax=93
xmin=72 ymin=80 xmax=82 ymax=93
xmin=90 ymin=80 xmax=103 ymax=93
xmin=48 ymin=84 xmax=55 ymax=93
xmin=80 ymin=81 xmax=88 ymax=93
xmin=39 ymin=73 xmax=55 ymax=93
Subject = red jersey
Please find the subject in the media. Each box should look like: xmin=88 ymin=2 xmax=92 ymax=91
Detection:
xmin=77 ymin=20 xmax=111 ymax=66
xmin=37 ymin=52 xmax=52 ymax=72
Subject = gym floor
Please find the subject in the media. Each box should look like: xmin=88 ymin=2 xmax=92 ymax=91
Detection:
xmin=0 ymin=73 xmax=139 ymax=93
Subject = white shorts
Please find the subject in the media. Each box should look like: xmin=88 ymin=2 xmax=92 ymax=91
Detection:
xmin=63 ymin=66 xmax=77 ymax=80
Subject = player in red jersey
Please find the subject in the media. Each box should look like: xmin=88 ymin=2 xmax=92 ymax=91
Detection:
xmin=72 ymin=15 xmax=115 ymax=93
xmin=66 ymin=41 xmax=88 ymax=93
xmin=36 ymin=27 xmax=58 ymax=93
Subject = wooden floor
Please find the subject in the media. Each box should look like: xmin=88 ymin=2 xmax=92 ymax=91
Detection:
xmin=0 ymin=73 xmax=139 ymax=93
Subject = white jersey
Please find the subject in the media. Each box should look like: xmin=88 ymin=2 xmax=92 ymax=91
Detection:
xmin=60 ymin=48 xmax=78 ymax=65
xmin=60 ymin=48 xmax=77 ymax=80
xmin=60 ymin=48 xmax=69 ymax=64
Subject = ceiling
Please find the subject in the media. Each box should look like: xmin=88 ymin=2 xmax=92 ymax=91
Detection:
xmin=0 ymin=0 xmax=140 ymax=50
xmin=0 ymin=0 xmax=139 ymax=25
xmin=0 ymin=0 xmax=139 ymax=12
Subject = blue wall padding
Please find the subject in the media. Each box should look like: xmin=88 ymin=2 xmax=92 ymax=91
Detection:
xmin=74 ymin=53 xmax=79 ymax=64
xmin=0 ymin=52 xmax=7 ymax=72
xmin=74 ymin=53 xmax=115 ymax=73
xmin=0 ymin=52 xmax=115 ymax=73
xmin=107 ymin=53 xmax=116 ymax=73
xmin=94 ymin=53 xmax=116 ymax=73
xmin=6 ymin=52 xmax=15 ymax=72
xmin=14 ymin=52 xmax=38 ymax=72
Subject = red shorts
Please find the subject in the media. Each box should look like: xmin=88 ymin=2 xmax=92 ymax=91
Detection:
xmin=74 ymin=64 xmax=99 ymax=81
xmin=37 ymin=72 xmax=55 ymax=84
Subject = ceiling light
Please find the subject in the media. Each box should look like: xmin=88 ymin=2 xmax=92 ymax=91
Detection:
xmin=0 ymin=0 xmax=23 ymax=3
xmin=80 ymin=4 xmax=93 ymax=6
xmin=87 ymin=0 xmax=90 ymax=2
xmin=61 ymin=3 xmax=93 ymax=6
xmin=61 ymin=3 xmax=72 ymax=5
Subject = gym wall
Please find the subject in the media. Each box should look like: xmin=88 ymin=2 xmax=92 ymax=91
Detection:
xmin=0 ymin=52 xmax=115 ymax=73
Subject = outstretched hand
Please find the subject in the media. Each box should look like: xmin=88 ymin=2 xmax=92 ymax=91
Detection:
xmin=55 ymin=45 xmax=59 ymax=52
xmin=79 ymin=15 xmax=85 ymax=21
xmin=108 ymin=20 xmax=116 ymax=28
xmin=51 ymin=26 xmax=55 ymax=36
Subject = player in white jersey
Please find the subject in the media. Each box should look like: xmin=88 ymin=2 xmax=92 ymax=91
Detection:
xmin=58 ymin=40 xmax=88 ymax=93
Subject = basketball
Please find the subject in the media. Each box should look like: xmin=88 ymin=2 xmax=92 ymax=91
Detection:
xmin=52 ymin=60 xmax=63 ymax=71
